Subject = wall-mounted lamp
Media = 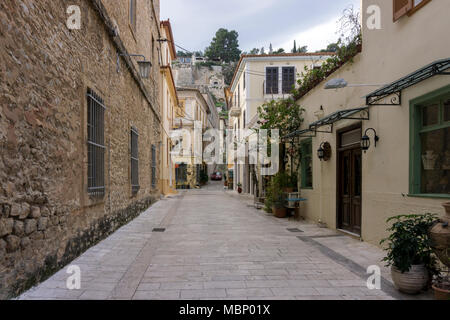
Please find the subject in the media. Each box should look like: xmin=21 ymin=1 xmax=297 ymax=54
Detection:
xmin=317 ymin=142 xmax=332 ymax=161
xmin=361 ymin=128 xmax=380 ymax=153
xmin=117 ymin=53 xmax=152 ymax=79
xmin=314 ymin=105 xmax=325 ymax=120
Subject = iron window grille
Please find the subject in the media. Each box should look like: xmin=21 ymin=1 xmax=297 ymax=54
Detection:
xmin=151 ymin=144 xmax=157 ymax=188
xmin=282 ymin=67 xmax=296 ymax=94
xmin=87 ymin=89 xmax=106 ymax=198
xmin=131 ymin=127 xmax=140 ymax=194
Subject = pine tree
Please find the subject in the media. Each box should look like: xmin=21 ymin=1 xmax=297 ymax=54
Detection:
xmin=204 ymin=28 xmax=242 ymax=62
xmin=292 ymin=40 xmax=297 ymax=53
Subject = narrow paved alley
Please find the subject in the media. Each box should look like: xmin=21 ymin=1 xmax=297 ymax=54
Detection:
xmin=19 ymin=183 xmax=427 ymax=300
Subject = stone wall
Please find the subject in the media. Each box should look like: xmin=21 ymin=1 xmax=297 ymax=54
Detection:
xmin=0 ymin=0 xmax=161 ymax=299
xmin=173 ymin=64 xmax=226 ymax=103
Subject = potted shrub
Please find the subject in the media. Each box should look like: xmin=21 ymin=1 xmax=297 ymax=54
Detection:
xmin=264 ymin=173 xmax=287 ymax=218
xmin=237 ymin=183 xmax=242 ymax=194
xmin=272 ymin=194 xmax=287 ymax=218
xmin=381 ymin=214 xmax=438 ymax=294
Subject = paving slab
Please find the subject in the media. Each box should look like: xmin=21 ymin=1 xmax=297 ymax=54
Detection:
xmin=19 ymin=182 xmax=432 ymax=300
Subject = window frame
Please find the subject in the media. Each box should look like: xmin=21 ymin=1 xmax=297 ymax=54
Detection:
xmin=409 ymin=84 xmax=450 ymax=199
xmin=87 ymin=89 xmax=106 ymax=198
xmin=393 ymin=0 xmax=432 ymax=22
xmin=265 ymin=67 xmax=279 ymax=95
xmin=408 ymin=0 xmax=432 ymax=16
xmin=300 ymin=138 xmax=313 ymax=189
xmin=282 ymin=66 xmax=296 ymax=94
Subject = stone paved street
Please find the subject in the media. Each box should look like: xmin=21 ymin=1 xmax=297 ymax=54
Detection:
xmin=19 ymin=182 xmax=430 ymax=300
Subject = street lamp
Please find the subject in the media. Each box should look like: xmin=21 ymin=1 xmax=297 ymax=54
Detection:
xmin=361 ymin=128 xmax=380 ymax=153
xmin=117 ymin=53 xmax=152 ymax=79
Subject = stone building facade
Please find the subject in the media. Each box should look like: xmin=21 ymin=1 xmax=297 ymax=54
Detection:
xmin=159 ymin=20 xmax=178 ymax=196
xmin=0 ymin=0 xmax=162 ymax=299
xmin=173 ymin=88 xmax=210 ymax=189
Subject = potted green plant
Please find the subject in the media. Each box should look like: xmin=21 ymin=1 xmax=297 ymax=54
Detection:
xmin=272 ymin=193 xmax=287 ymax=218
xmin=237 ymin=183 xmax=242 ymax=194
xmin=380 ymin=214 xmax=438 ymax=294
xmin=264 ymin=173 xmax=288 ymax=218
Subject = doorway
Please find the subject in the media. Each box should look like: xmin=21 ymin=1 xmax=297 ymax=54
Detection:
xmin=337 ymin=126 xmax=362 ymax=235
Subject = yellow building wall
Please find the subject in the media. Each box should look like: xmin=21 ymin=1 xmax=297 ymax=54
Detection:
xmin=296 ymin=0 xmax=450 ymax=245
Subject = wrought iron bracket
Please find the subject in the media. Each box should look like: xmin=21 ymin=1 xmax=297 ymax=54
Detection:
xmin=367 ymin=91 xmax=401 ymax=106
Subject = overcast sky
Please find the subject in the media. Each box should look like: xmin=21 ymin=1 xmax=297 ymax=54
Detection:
xmin=161 ymin=0 xmax=360 ymax=54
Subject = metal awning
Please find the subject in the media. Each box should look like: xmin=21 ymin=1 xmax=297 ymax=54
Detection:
xmin=309 ymin=106 xmax=370 ymax=133
xmin=366 ymin=58 xmax=450 ymax=106
xmin=282 ymin=128 xmax=316 ymax=140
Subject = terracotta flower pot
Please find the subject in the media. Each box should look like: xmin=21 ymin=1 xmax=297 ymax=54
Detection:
xmin=432 ymin=284 xmax=450 ymax=300
xmin=391 ymin=265 xmax=429 ymax=295
xmin=237 ymin=187 xmax=242 ymax=194
xmin=272 ymin=206 xmax=287 ymax=218
xmin=429 ymin=202 xmax=450 ymax=268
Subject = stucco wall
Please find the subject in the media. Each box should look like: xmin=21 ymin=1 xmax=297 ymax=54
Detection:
xmin=295 ymin=0 xmax=450 ymax=246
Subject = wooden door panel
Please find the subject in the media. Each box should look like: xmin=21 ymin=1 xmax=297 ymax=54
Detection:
xmin=338 ymin=142 xmax=362 ymax=235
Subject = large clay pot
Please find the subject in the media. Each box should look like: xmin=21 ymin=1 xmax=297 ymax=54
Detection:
xmin=272 ymin=206 xmax=287 ymax=218
xmin=429 ymin=202 xmax=450 ymax=268
xmin=391 ymin=265 xmax=429 ymax=294
xmin=442 ymin=202 xmax=450 ymax=219
xmin=432 ymin=285 xmax=450 ymax=300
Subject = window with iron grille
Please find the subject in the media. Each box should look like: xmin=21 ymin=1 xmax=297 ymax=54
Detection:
xmin=87 ymin=89 xmax=106 ymax=197
xmin=266 ymin=67 xmax=279 ymax=94
xmin=282 ymin=67 xmax=296 ymax=94
xmin=151 ymin=145 xmax=157 ymax=188
xmin=131 ymin=127 xmax=140 ymax=194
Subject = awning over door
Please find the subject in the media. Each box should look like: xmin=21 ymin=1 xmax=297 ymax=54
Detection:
xmin=283 ymin=128 xmax=316 ymax=140
xmin=366 ymin=58 xmax=450 ymax=106
xmin=309 ymin=106 xmax=370 ymax=133
xmin=283 ymin=107 xmax=369 ymax=139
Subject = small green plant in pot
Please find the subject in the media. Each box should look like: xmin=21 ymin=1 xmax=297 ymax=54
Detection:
xmin=237 ymin=183 xmax=242 ymax=194
xmin=264 ymin=173 xmax=288 ymax=218
xmin=380 ymin=214 xmax=438 ymax=294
